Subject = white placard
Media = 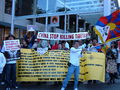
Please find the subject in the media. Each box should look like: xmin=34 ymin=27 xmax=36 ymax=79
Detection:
xmin=4 ymin=40 xmax=20 ymax=51
xmin=37 ymin=32 xmax=90 ymax=40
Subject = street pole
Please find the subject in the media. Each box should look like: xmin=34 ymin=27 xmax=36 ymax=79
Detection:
xmin=67 ymin=15 xmax=70 ymax=32
xmin=33 ymin=0 xmax=37 ymax=25
xmin=84 ymin=21 xmax=86 ymax=31
xmin=64 ymin=0 xmax=67 ymax=33
xmin=76 ymin=15 xmax=78 ymax=32
xmin=104 ymin=0 xmax=111 ymax=16
xmin=11 ymin=0 xmax=16 ymax=35
xmin=64 ymin=14 xmax=67 ymax=33
xmin=45 ymin=0 xmax=48 ymax=32
xmin=103 ymin=0 xmax=111 ymax=45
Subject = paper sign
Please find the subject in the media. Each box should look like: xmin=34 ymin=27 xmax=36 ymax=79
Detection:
xmin=4 ymin=40 xmax=20 ymax=51
xmin=27 ymin=25 xmax=37 ymax=31
xmin=37 ymin=32 xmax=90 ymax=40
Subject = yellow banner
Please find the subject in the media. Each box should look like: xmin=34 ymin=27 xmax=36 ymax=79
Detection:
xmin=17 ymin=49 xmax=70 ymax=81
xmin=80 ymin=52 xmax=105 ymax=82
xmin=17 ymin=49 xmax=105 ymax=82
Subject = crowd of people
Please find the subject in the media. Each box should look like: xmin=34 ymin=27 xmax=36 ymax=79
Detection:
xmin=0 ymin=31 xmax=120 ymax=90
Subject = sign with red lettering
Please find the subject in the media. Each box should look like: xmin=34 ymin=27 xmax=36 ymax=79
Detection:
xmin=4 ymin=40 xmax=20 ymax=51
xmin=37 ymin=32 xmax=90 ymax=40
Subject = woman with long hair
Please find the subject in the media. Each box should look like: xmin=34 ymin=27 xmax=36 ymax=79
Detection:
xmin=1 ymin=34 xmax=20 ymax=90
xmin=106 ymin=44 xmax=118 ymax=84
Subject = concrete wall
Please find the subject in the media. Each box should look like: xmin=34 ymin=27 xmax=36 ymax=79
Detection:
xmin=35 ymin=22 xmax=64 ymax=33
xmin=0 ymin=0 xmax=64 ymax=33
xmin=0 ymin=0 xmax=5 ymax=21
xmin=2 ymin=14 xmax=31 ymax=27
xmin=0 ymin=0 xmax=31 ymax=28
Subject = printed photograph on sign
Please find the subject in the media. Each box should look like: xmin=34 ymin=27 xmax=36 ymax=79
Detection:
xmin=27 ymin=25 xmax=37 ymax=32
xmin=52 ymin=16 xmax=58 ymax=24
xmin=50 ymin=16 xmax=59 ymax=27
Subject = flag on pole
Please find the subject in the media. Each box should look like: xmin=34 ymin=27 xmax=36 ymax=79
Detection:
xmin=94 ymin=10 xmax=120 ymax=43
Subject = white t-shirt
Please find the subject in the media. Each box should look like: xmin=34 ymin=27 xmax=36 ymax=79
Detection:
xmin=37 ymin=47 xmax=48 ymax=55
xmin=1 ymin=45 xmax=17 ymax=64
xmin=65 ymin=42 xmax=70 ymax=49
xmin=69 ymin=47 xmax=82 ymax=66
xmin=0 ymin=53 xmax=6 ymax=73
xmin=79 ymin=44 xmax=86 ymax=50
xmin=7 ymin=51 xmax=17 ymax=64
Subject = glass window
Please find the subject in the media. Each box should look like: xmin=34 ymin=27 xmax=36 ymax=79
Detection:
xmin=5 ymin=0 xmax=12 ymax=14
xmin=118 ymin=0 xmax=120 ymax=7
xmin=36 ymin=0 xmax=118 ymax=14
xmin=15 ymin=0 xmax=34 ymax=16
xmin=5 ymin=0 xmax=34 ymax=15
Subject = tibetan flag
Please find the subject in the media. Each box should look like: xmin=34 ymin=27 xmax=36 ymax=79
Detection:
xmin=94 ymin=10 xmax=120 ymax=43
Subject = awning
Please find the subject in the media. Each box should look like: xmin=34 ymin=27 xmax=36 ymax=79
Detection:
xmin=0 ymin=21 xmax=27 ymax=30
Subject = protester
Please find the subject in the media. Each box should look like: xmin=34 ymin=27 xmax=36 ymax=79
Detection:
xmin=86 ymin=39 xmax=93 ymax=50
xmin=111 ymin=42 xmax=118 ymax=60
xmin=87 ymin=39 xmax=99 ymax=84
xmin=0 ymin=52 xmax=6 ymax=85
xmin=24 ymin=31 xmax=37 ymax=48
xmin=117 ymin=41 xmax=120 ymax=75
xmin=92 ymin=39 xmax=99 ymax=46
xmin=106 ymin=46 xmax=118 ymax=84
xmin=65 ymin=41 xmax=70 ymax=49
xmin=32 ymin=39 xmax=39 ymax=50
xmin=61 ymin=41 xmax=82 ymax=90
xmin=21 ymin=39 xmax=28 ymax=48
xmin=110 ymin=42 xmax=118 ymax=78
xmin=58 ymin=42 xmax=62 ymax=50
xmin=78 ymin=40 xmax=86 ymax=50
xmin=111 ymin=42 xmax=118 ymax=59
xmin=51 ymin=41 xmax=59 ymax=50
xmin=1 ymin=35 xmax=20 ymax=90
xmin=48 ymin=40 xmax=52 ymax=50
xmin=88 ymin=39 xmax=98 ymax=52
xmin=60 ymin=41 xmax=69 ymax=50
xmin=37 ymin=40 xmax=48 ymax=55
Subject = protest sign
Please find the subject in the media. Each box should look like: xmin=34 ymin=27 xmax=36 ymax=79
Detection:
xmin=4 ymin=40 xmax=20 ymax=51
xmin=27 ymin=25 xmax=37 ymax=31
xmin=80 ymin=52 xmax=105 ymax=82
xmin=37 ymin=32 xmax=90 ymax=40
xmin=17 ymin=49 xmax=105 ymax=82
xmin=17 ymin=49 xmax=69 ymax=81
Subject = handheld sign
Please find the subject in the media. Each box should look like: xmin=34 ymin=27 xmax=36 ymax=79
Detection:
xmin=27 ymin=25 xmax=37 ymax=32
xmin=4 ymin=40 xmax=20 ymax=51
xmin=37 ymin=32 xmax=90 ymax=40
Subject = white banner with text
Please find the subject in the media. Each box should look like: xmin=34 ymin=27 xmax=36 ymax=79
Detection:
xmin=37 ymin=32 xmax=90 ymax=40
